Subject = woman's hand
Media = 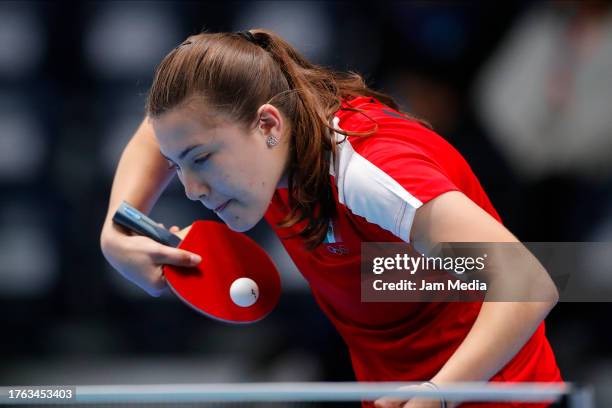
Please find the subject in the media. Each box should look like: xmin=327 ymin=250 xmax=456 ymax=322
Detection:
xmin=168 ymin=224 xmax=192 ymax=240
xmin=401 ymin=399 xmax=442 ymax=408
xmin=100 ymin=221 xmax=200 ymax=297
xmin=374 ymin=385 xmax=443 ymax=408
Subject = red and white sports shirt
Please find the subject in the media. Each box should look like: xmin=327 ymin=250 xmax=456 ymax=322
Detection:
xmin=264 ymin=96 xmax=562 ymax=407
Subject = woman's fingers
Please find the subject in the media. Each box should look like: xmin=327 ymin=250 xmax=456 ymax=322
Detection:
xmin=374 ymin=397 xmax=406 ymax=408
xmin=374 ymin=397 xmax=405 ymax=408
xmin=150 ymin=243 xmax=201 ymax=267
xmin=374 ymin=385 xmax=434 ymax=408
xmin=170 ymin=225 xmax=192 ymax=240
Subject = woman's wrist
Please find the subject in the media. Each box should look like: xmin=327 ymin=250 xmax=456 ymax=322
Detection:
xmin=421 ymin=381 xmax=448 ymax=408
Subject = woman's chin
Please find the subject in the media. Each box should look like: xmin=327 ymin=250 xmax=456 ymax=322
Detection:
xmin=225 ymin=222 xmax=250 ymax=233
xmin=220 ymin=212 xmax=258 ymax=233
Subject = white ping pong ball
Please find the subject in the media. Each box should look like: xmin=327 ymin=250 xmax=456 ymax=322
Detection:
xmin=229 ymin=277 xmax=259 ymax=307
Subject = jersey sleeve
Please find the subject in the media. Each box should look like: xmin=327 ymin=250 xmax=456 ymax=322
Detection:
xmin=332 ymin=126 xmax=460 ymax=243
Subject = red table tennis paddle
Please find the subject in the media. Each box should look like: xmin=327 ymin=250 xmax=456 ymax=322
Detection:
xmin=112 ymin=201 xmax=281 ymax=324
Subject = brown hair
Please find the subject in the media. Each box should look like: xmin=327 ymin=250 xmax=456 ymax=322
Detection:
xmin=146 ymin=29 xmax=425 ymax=249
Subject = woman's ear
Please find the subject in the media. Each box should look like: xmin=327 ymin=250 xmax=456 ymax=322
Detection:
xmin=256 ymin=104 xmax=283 ymax=134
xmin=255 ymin=104 xmax=284 ymax=148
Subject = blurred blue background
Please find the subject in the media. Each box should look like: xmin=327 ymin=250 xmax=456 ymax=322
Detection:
xmin=1 ymin=1 xmax=611 ymax=405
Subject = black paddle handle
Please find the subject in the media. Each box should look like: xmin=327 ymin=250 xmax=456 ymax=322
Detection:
xmin=112 ymin=201 xmax=182 ymax=248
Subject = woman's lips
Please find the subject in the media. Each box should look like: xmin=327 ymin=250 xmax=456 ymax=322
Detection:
xmin=214 ymin=200 xmax=231 ymax=212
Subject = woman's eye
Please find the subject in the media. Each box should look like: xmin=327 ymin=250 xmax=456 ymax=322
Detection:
xmin=194 ymin=154 xmax=210 ymax=166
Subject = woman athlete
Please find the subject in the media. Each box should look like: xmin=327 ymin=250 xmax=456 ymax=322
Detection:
xmin=100 ymin=30 xmax=562 ymax=408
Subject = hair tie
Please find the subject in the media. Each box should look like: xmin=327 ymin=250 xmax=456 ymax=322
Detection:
xmin=237 ymin=30 xmax=257 ymax=43
xmin=236 ymin=30 xmax=269 ymax=50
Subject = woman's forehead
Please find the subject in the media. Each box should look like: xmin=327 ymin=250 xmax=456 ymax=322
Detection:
xmin=152 ymin=107 xmax=217 ymax=142
xmin=152 ymin=109 xmax=249 ymax=158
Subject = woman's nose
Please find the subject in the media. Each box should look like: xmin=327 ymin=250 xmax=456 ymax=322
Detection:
xmin=182 ymin=172 xmax=209 ymax=201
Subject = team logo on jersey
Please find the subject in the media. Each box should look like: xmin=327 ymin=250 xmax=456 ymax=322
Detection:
xmin=326 ymin=244 xmax=349 ymax=255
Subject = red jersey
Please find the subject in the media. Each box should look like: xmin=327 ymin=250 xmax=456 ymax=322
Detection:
xmin=264 ymin=97 xmax=562 ymax=407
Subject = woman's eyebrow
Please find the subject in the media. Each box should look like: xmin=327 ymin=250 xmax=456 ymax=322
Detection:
xmin=160 ymin=144 xmax=203 ymax=161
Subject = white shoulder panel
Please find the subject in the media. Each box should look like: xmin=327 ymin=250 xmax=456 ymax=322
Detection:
xmin=329 ymin=117 xmax=423 ymax=242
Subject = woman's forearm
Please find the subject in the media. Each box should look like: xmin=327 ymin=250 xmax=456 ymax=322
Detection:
xmin=410 ymin=192 xmax=560 ymax=387
xmin=102 ymin=117 xmax=175 ymax=230
xmin=99 ymin=117 xmax=201 ymax=296
xmin=431 ymin=300 xmax=556 ymax=385
xmin=430 ymin=243 xmax=559 ymax=385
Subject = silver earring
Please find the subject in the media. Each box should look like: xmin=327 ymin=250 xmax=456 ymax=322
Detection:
xmin=266 ymin=134 xmax=279 ymax=147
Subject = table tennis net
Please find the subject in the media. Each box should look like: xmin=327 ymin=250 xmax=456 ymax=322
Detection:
xmin=0 ymin=382 xmax=591 ymax=407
